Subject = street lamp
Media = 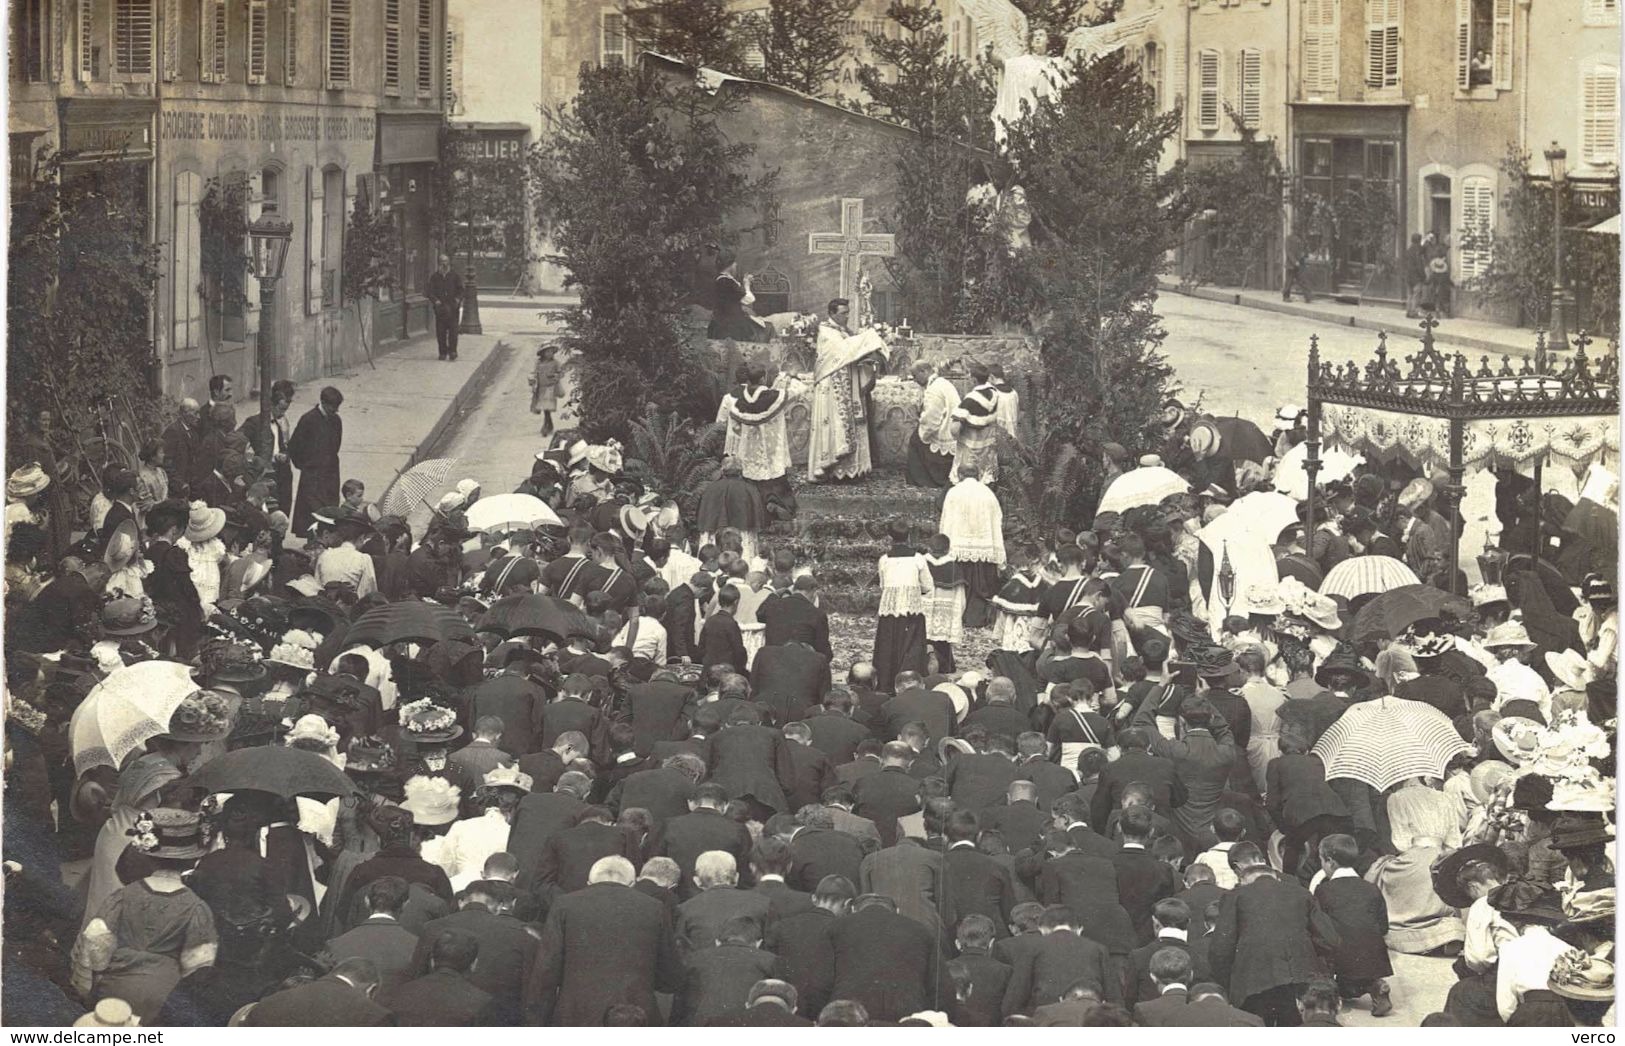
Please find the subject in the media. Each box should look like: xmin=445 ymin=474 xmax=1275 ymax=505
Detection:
xmin=248 ymin=210 xmax=295 ymax=414
xmin=1544 ymin=141 xmax=1573 ymax=349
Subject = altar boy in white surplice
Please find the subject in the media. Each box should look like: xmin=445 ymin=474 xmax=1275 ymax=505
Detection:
xmin=808 ymin=298 xmax=888 ymax=482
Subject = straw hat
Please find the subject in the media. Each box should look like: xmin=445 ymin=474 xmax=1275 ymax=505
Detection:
xmin=162 ymin=690 xmax=238 ymax=743
xmin=1545 ymin=649 xmax=1593 ymax=692
xmin=1482 ymin=621 xmax=1537 ymax=651
xmin=1273 ymin=404 xmax=1305 ymax=432
xmin=1188 ymin=422 xmax=1219 ymax=459
xmin=75 ymin=1000 xmax=140 ymax=1028
xmin=100 ymin=596 xmax=158 ymax=636
xmin=400 ymin=775 xmax=461 ymax=826
xmin=1431 ymin=842 xmax=1510 ymax=909
xmin=1549 ymin=951 xmax=1615 ymax=1003
xmin=6 ymin=463 xmax=50 ymax=500
xmin=585 ymin=443 xmax=623 ymax=475
xmin=1244 ymin=581 xmax=1286 ymax=616
xmin=284 ymin=713 xmax=340 ymax=751
xmin=127 ymin=807 xmax=212 ymax=861
xmin=1470 ymin=583 xmax=1510 ymax=609
xmin=184 ymin=500 xmax=227 ymax=544
xmin=1491 ymin=716 xmax=1544 ymax=764
xmin=482 ymin=765 xmax=533 ymax=793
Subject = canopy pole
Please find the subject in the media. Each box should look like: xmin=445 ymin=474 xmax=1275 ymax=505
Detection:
xmin=1446 ymin=416 xmax=1465 ymax=597
xmin=1531 ymin=455 xmax=1545 ymax=562
xmin=1305 ymin=336 xmax=1321 ymax=542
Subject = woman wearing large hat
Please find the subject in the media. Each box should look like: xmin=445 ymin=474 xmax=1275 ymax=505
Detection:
xmin=70 ymin=807 xmax=219 ymax=1024
xmin=430 ymin=765 xmax=531 ymax=890
xmin=1488 ymin=879 xmax=1582 ymax=1024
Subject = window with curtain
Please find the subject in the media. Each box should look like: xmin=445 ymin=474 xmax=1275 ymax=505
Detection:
xmin=1458 ymin=176 xmax=1493 ymax=278
xmin=1364 ymin=0 xmax=1400 ymax=91
xmin=1581 ymin=62 xmax=1620 ymax=167
xmin=1142 ymin=42 xmax=1163 ymax=110
xmin=1197 ymin=49 xmax=1220 ymax=131
xmin=1301 ymin=0 xmax=1338 ymax=99
xmin=15 ymin=0 xmax=50 ymax=82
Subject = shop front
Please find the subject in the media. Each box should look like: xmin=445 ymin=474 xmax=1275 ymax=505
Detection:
xmin=376 ymin=112 xmax=442 ymax=340
xmin=1291 ymin=104 xmax=1408 ymax=303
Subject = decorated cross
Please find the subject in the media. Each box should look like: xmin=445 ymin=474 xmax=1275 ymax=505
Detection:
xmin=807 ymin=198 xmax=896 ymax=319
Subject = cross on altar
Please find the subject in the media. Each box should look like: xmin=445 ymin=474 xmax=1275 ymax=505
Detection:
xmin=807 ymin=197 xmax=896 ymax=314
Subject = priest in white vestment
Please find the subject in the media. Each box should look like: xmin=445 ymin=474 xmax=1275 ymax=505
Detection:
xmin=807 ymin=298 xmax=888 ymax=482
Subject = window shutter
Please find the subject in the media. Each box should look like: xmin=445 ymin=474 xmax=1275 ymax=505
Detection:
xmin=307 ymin=165 xmax=324 ymax=314
xmin=1197 ymin=49 xmax=1220 ymax=130
xmin=443 ymin=27 xmax=456 ymax=113
xmin=162 ymin=0 xmax=177 ymax=79
xmin=384 ymin=0 xmax=400 ymax=93
xmin=416 ymin=0 xmax=432 ymax=97
xmin=1458 ymin=176 xmax=1493 ymax=278
xmin=1455 ymin=0 xmax=1470 ymax=90
xmin=245 ymin=170 xmax=263 ymax=333
xmin=1582 ymin=64 xmax=1620 ymax=166
xmin=77 ymin=0 xmax=94 ymax=80
xmin=326 ymin=0 xmax=351 ymax=88
xmin=246 ymin=0 xmax=267 ymax=82
xmin=284 ymin=0 xmax=297 ymax=83
xmin=1239 ymin=48 xmax=1262 ymax=128
xmin=198 ymin=0 xmax=225 ymax=82
xmin=115 ymin=0 xmax=153 ymax=75
xmin=1302 ymin=0 xmax=1337 ymax=98
xmin=1491 ymin=0 xmax=1512 ymax=89
xmin=1365 ymin=0 xmax=1399 ymax=89
xmin=173 ymin=172 xmax=204 ymax=353
xmin=211 ymin=0 xmax=226 ymax=80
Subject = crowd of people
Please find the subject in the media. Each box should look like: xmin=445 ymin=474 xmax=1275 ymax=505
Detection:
xmin=0 ymin=355 xmax=1616 ymax=1029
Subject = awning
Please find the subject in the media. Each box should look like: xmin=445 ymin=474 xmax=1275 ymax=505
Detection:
xmin=1579 ymin=213 xmax=1619 ymax=236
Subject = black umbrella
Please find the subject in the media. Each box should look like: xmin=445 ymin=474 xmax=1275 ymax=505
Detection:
xmin=477 ymin=593 xmax=596 ymax=642
xmin=183 ymin=746 xmax=357 ymax=800
xmin=346 ymin=601 xmax=475 ymax=648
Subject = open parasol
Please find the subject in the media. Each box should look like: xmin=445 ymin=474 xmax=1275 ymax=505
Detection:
xmin=465 ymin=493 xmax=563 ymax=535
xmin=477 ymin=593 xmax=596 ymax=642
xmin=69 ymin=662 xmax=204 ymax=776
xmin=183 ymin=746 xmax=358 ymax=800
xmin=346 ymin=601 xmax=476 ymax=648
xmin=1350 ymin=583 xmax=1472 ymax=642
xmin=1200 ymin=491 xmax=1301 ymax=550
xmin=1319 ymin=555 xmax=1420 ymax=600
xmin=1311 ymin=695 xmax=1472 ymax=792
xmin=380 ymin=457 xmax=461 ymax=518
xmin=1097 ymin=466 xmax=1190 ymax=515
xmin=1273 ymin=442 xmax=1364 ymax=501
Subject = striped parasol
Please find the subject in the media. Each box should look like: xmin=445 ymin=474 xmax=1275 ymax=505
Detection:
xmin=381 ymin=457 xmax=461 ymax=517
xmin=1319 ymin=555 xmax=1420 ymax=599
xmin=1312 ymin=696 xmax=1471 ymax=792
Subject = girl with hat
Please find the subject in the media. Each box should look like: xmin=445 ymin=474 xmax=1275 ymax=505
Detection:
xmin=71 ymin=807 xmax=219 ymax=1024
xmin=182 ymin=501 xmax=229 ymax=613
xmin=5 ymin=462 xmax=55 ymax=553
xmin=1483 ymin=622 xmax=1551 ymax=721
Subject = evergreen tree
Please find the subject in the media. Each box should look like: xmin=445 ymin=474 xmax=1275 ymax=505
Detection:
xmin=531 ymin=62 xmax=774 ymax=439
xmin=623 ymin=0 xmax=748 ymax=73
xmin=753 ymin=0 xmax=859 ymax=98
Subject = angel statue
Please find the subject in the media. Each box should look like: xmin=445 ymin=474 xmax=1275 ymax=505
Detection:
xmin=959 ymin=0 xmax=1161 ymax=146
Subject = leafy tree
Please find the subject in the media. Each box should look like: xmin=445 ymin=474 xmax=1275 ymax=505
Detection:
xmin=750 ymin=0 xmax=860 ymax=98
xmin=8 ymin=150 xmax=164 ymax=472
xmin=999 ymin=50 xmax=1191 ymax=524
xmin=623 ymin=0 xmax=748 ymax=73
xmin=342 ymin=186 xmax=398 ymax=366
xmin=1465 ymin=145 xmax=1620 ymax=335
xmin=623 ymin=406 xmax=725 ymax=520
xmin=530 ymin=62 xmax=775 ymax=440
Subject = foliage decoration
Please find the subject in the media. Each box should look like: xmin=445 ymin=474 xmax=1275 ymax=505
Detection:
xmin=623 ymin=405 xmax=726 ymax=520
xmin=749 ymin=0 xmax=861 ymax=98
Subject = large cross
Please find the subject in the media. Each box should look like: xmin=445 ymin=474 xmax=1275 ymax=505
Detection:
xmin=807 ymin=197 xmax=896 ymax=314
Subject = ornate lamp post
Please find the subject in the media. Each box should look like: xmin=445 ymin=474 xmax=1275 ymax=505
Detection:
xmin=248 ymin=211 xmax=294 ymax=414
xmin=1545 ymin=142 xmax=1573 ymax=349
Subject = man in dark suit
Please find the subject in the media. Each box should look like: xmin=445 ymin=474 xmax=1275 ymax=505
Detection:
xmin=323 ymin=877 xmax=420 ymax=994
xmin=1047 ymin=793 xmax=1120 ymax=860
xmin=980 ymin=780 xmax=1049 ymax=853
xmin=92 ymin=467 xmax=142 ymax=560
xmin=858 ymin=799 xmax=947 ymax=935
xmin=942 ymin=811 xmax=1017 ymax=938
xmin=286 ymin=385 xmax=343 ymax=536
xmin=536 ymin=677 xmax=604 ymax=751
xmin=851 ymin=743 xmax=922 ymax=846
xmin=749 ymin=836 xmax=815 ymax=920
xmin=782 ymin=809 xmax=868 ymax=892
xmin=674 ymin=850 xmax=773 ymax=957
xmin=697 ymin=586 xmax=749 ymax=676
xmin=411 ymin=880 xmax=537 ymax=1022
xmin=532 ymin=805 xmax=639 ymax=897
xmin=662 ymin=573 xmax=708 ymax=664
xmin=843 ymin=663 xmax=891 ymax=738
xmin=385 ymin=929 xmax=499 ymax=1026
xmin=835 ymin=740 xmax=884 ymax=786
xmin=426 ymin=253 xmax=465 ymax=360
xmin=944 ymin=736 xmax=1023 ymax=812
xmin=1014 ymin=733 xmax=1077 ymax=810
xmin=243 ymin=957 xmax=394 ymax=1026
xmin=780 ymin=722 xmax=835 ymax=811
xmin=672 ymin=917 xmax=782 ymax=1026
xmin=1207 ymin=842 xmax=1340 ymax=1026
xmin=1127 ymin=898 xmax=1209 ymax=1006
xmin=829 ymin=895 xmax=949 ymax=1022
xmin=1111 ymin=808 xmax=1178 ymax=944
xmin=516 ymin=732 xmax=589 ymax=793
xmin=960 ymin=684 xmax=1030 ymax=744
xmin=1131 ymin=947 xmax=1198 ymax=1027
xmin=765 ymin=875 xmax=852 ymax=1018
xmin=471 ymin=649 xmax=550 ymax=756
xmin=656 ymin=782 xmax=756 ymax=898
xmin=1001 ymin=907 xmax=1117 ymax=1016
xmin=609 ymin=753 xmax=701 ymax=826
xmin=507 ymin=771 xmax=591 ymax=882
xmin=1090 ymin=727 xmax=1184 ymax=829
xmin=759 ymin=574 xmax=832 ymax=657
xmin=803 ymin=690 xmax=872 ymax=765
xmin=708 ymin=706 xmax=796 ymax=817
xmin=1026 ymin=831 xmax=1137 ymax=971
xmin=879 ymin=672 xmax=956 ymax=741
xmin=751 ymin=639 xmax=830 ymax=725
xmin=627 ymin=673 xmax=694 ymax=756
xmin=239 ymin=392 xmax=293 ymax=513
xmin=161 ymin=398 xmax=205 ymax=500
xmin=711 ymin=979 xmax=815 ymax=1026
xmin=525 ymin=856 xmax=681 ymax=1026
xmin=950 ymin=914 xmax=1012 ymax=1027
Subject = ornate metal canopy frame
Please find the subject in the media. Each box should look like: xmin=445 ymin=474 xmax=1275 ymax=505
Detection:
xmin=1304 ymin=316 xmax=1620 ymax=596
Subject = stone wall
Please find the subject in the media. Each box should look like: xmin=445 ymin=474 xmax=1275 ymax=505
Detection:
xmin=706 ymin=333 xmax=1043 ymax=467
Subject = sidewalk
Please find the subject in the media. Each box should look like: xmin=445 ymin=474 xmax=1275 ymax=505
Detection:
xmin=286 ymin=331 xmax=514 ymax=509
xmin=1158 ymin=278 xmax=1540 ymax=357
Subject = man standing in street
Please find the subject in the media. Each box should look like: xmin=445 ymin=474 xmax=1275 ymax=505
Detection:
xmin=162 ymin=398 xmax=205 ymax=500
xmin=241 ymin=393 xmax=294 ymax=514
xmin=288 ymin=386 xmax=344 ymax=535
xmin=427 ymin=254 xmax=465 ymax=361
xmin=1282 ymin=227 xmax=1312 ymax=304
xmin=1403 ymin=232 xmax=1427 ymax=318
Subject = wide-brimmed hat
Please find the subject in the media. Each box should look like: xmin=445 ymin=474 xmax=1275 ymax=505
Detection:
xmin=345 ymin=736 xmax=397 ymax=776
xmin=1492 ymin=716 xmax=1544 ymax=764
xmin=1489 ymin=879 xmax=1566 ymax=924
xmin=1314 ymin=645 xmax=1372 ymax=690
xmin=1190 ymin=645 xmax=1239 ymax=681
xmin=1244 ymin=581 xmax=1286 ymax=616
xmin=1582 ymin=573 xmax=1615 ymax=603
xmin=565 ymin=439 xmax=590 ymax=468
xmin=1273 ymin=404 xmax=1305 ymax=431
xmin=1549 ymin=777 xmax=1616 ymax=815
xmin=1397 ymin=478 xmax=1435 ymax=510
xmin=482 ymin=764 xmax=533 ymax=793
xmin=1431 ymin=842 xmax=1511 ymax=909
xmin=1399 ymin=623 xmax=1454 ymax=659
xmin=127 ymin=807 xmax=212 ymax=861
xmin=585 ymin=443 xmax=623 ymax=475
xmin=1549 ymin=951 xmax=1615 ymax=1002
xmin=6 ymin=463 xmax=50 ymax=500
xmin=1497 ymin=698 xmax=1546 ymax=726
xmin=75 ymin=1000 xmax=140 ymax=1028
xmin=1483 ymin=622 xmax=1537 ymax=651
xmin=162 ymin=690 xmax=238 ymax=742
xmin=100 ymin=595 xmax=158 ymax=636
xmin=620 ymin=505 xmax=652 ymax=539
xmin=938 ymin=737 xmax=976 ymax=763
xmin=1545 ymin=649 xmax=1593 ymax=692
xmin=1167 ymin=610 xmax=1210 ymax=647
xmin=400 ymin=775 xmax=461 ymax=826
xmin=1188 ymin=422 xmax=1219 ymax=459
xmin=1471 ymin=583 xmax=1510 ymax=609
xmin=185 ymin=500 xmax=228 ymax=544
xmin=1468 ymin=759 xmax=1514 ymax=804
xmin=1549 ymin=811 xmax=1614 ymax=850
xmin=194 ymin=637 xmax=268 ymax=686
xmin=399 ymin=699 xmax=463 ymax=744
